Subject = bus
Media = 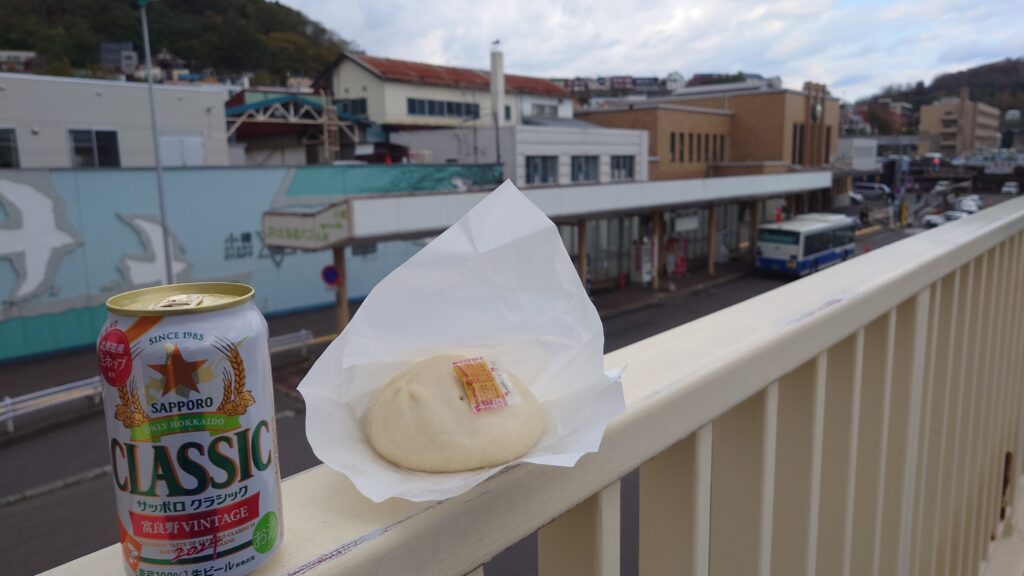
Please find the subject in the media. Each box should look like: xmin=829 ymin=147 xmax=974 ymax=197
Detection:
xmin=755 ymin=213 xmax=857 ymax=276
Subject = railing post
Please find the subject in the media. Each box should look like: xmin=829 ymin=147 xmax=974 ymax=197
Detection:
xmin=967 ymin=248 xmax=998 ymax=574
xmin=872 ymin=309 xmax=898 ymax=576
xmin=943 ymin=260 xmax=976 ymax=576
xmin=956 ymin=252 xmax=987 ymax=576
xmin=695 ymin=424 xmax=712 ymax=576
xmin=760 ymin=382 xmax=779 ymax=576
xmin=911 ymin=280 xmax=941 ymax=576
xmin=772 ymin=356 xmax=826 ymax=576
xmin=897 ymin=288 xmax=931 ymax=575
xmin=806 ymin=353 xmax=827 ymax=576
xmin=538 ymin=480 xmax=622 ymax=576
xmin=925 ymin=270 xmax=960 ymax=576
xmin=841 ymin=330 xmax=865 ymax=576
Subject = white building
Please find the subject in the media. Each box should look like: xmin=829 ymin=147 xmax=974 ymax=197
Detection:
xmin=319 ymin=51 xmax=572 ymax=129
xmin=0 ymin=72 xmax=230 ymax=169
xmin=836 ymin=137 xmax=878 ymax=172
xmin=391 ymin=120 xmax=649 ymax=187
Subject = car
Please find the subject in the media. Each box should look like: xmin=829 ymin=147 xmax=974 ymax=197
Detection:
xmin=955 ymin=199 xmax=979 ymax=214
xmin=960 ymin=194 xmax=984 ymax=207
xmin=853 ymin=182 xmax=891 ymax=199
xmin=923 ymin=214 xmax=946 ymax=228
xmin=933 ymin=180 xmax=953 ymax=194
xmin=847 ymin=190 xmax=864 ymax=204
xmin=1002 ymin=182 xmax=1020 ymax=195
xmin=944 ymin=210 xmax=968 ymax=222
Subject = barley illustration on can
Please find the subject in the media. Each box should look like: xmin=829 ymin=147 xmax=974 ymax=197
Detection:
xmin=97 ymin=283 xmax=282 ymax=576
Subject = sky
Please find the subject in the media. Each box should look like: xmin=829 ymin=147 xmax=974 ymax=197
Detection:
xmin=280 ymin=0 xmax=1024 ymax=102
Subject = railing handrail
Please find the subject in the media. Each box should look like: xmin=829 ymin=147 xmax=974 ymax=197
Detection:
xmin=1 ymin=328 xmax=318 ymax=433
xmin=43 ymin=197 xmax=1024 ymax=576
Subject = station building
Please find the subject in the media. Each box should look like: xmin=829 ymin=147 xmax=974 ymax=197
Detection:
xmin=579 ymin=81 xmax=840 ymax=180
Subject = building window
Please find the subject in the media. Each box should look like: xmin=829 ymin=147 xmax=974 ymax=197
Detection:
xmin=0 ymin=128 xmax=19 ymax=168
xmin=711 ymin=134 xmax=718 ymax=162
xmin=530 ymin=104 xmax=558 ymax=118
xmin=719 ymin=134 xmax=725 ymax=162
xmin=505 ymin=105 xmax=511 ymax=121
xmin=791 ymin=125 xmax=797 ymax=163
xmin=704 ymin=134 xmax=709 ymax=162
xmin=525 ymin=156 xmax=558 ymax=185
xmin=571 ymin=155 xmax=599 ymax=183
xmin=798 ymin=124 xmax=805 ymax=164
xmin=337 ymin=98 xmax=367 ymax=116
xmin=688 ymin=133 xmax=694 ymax=162
xmin=696 ymin=134 xmax=701 ymax=162
xmin=611 ymin=156 xmax=635 ymax=181
xmin=70 ymin=129 xmax=120 ymax=168
xmin=670 ymin=133 xmax=676 ymax=162
xmin=679 ymin=132 xmax=685 ymax=163
xmin=406 ymin=98 xmax=478 ymax=118
xmin=824 ymin=127 xmax=831 ymax=163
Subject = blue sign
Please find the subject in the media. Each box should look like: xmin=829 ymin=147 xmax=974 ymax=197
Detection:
xmin=321 ymin=265 xmax=339 ymax=286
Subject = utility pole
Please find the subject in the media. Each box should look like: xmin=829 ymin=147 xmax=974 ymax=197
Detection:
xmin=139 ymin=0 xmax=175 ymax=285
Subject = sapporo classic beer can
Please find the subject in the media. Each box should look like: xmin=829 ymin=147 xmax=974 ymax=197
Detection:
xmin=97 ymin=283 xmax=282 ymax=576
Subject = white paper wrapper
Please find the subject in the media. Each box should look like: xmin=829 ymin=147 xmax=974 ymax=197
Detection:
xmin=298 ymin=180 xmax=625 ymax=502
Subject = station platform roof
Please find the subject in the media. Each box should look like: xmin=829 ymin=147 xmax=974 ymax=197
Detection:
xmin=263 ymin=171 xmax=832 ymax=249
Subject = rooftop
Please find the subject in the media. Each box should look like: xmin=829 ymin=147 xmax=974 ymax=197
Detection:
xmin=0 ymin=71 xmax=228 ymax=94
xmin=342 ymin=52 xmax=567 ymax=98
xmin=578 ymin=102 xmax=734 ymax=117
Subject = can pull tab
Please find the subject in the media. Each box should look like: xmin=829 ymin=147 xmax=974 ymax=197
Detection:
xmin=154 ymin=294 xmax=204 ymax=309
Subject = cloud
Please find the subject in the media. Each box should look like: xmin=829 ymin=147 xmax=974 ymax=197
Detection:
xmin=281 ymin=0 xmax=1024 ymax=100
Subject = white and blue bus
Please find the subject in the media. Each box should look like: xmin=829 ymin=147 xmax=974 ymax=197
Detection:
xmin=755 ymin=213 xmax=857 ymax=276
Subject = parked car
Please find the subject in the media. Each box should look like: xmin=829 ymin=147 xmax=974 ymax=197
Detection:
xmin=960 ymin=194 xmax=984 ymax=207
xmin=932 ymin=180 xmax=952 ymax=194
xmin=853 ymin=182 xmax=891 ymax=199
xmin=943 ymin=210 xmax=968 ymax=222
xmin=923 ymin=213 xmax=946 ymax=228
xmin=955 ymin=201 xmax=979 ymax=214
xmin=847 ymin=190 xmax=864 ymax=204
xmin=1002 ymin=182 xmax=1019 ymax=195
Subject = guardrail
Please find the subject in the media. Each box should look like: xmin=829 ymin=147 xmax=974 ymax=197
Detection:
xmin=1 ymin=329 xmax=318 ymax=434
xmin=45 ymin=197 xmax=1024 ymax=576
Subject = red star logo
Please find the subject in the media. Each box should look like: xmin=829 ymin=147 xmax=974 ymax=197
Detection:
xmin=149 ymin=345 xmax=207 ymax=396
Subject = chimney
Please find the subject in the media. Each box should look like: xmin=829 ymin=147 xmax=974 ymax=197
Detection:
xmin=490 ymin=42 xmax=506 ymax=127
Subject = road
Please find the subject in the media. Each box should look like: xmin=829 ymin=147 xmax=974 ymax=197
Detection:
xmin=0 ymin=224 xmax=913 ymax=575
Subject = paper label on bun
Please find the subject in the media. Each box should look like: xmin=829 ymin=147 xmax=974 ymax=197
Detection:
xmin=452 ymin=357 xmax=516 ymax=412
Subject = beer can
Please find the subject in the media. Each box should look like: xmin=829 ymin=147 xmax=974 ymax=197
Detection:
xmin=97 ymin=282 xmax=282 ymax=576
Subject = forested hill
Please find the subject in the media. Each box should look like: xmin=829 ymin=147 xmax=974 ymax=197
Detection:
xmin=0 ymin=0 xmax=352 ymax=83
xmin=871 ymin=57 xmax=1024 ymax=112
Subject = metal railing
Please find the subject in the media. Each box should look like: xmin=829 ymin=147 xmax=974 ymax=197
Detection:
xmin=1 ymin=329 xmax=317 ymax=434
xmin=46 ymin=197 xmax=1024 ymax=576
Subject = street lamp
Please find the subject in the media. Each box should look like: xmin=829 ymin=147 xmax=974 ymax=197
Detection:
xmin=138 ymin=0 xmax=175 ymax=285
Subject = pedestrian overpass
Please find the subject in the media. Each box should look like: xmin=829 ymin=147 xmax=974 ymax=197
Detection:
xmin=49 ymin=196 xmax=1024 ymax=576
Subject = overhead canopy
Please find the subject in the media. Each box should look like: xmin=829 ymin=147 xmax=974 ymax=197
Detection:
xmin=263 ymin=171 xmax=832 ymax=250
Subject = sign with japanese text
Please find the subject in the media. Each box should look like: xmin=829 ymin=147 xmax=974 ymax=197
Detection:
xmin=262 ymin=202 xmax=351 ymax=250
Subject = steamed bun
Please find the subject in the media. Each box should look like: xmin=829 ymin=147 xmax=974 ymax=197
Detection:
xmin=366 ymin=355 xmax=543 ymax=472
